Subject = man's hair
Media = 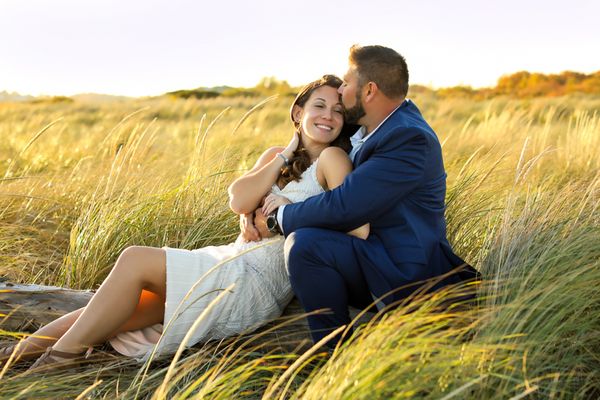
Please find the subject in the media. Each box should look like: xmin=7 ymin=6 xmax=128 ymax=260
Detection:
xmin=349 ymin=45 xmax=409 ymax=98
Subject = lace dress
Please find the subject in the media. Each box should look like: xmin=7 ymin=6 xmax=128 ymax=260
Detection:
xmin=109 ymin=161 xmax=324 ymax=360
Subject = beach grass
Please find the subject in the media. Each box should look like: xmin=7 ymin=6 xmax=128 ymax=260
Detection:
xmin=0 ymin=92 xmax=598 ymax=398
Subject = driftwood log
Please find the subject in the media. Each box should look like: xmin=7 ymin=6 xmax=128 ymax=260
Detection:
xmin=0 ymin=280 xmax=374 ymax=352
xmin=0 ymin=281 xmax=93 ymax=332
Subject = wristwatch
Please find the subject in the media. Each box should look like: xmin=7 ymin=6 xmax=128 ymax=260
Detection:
xmin=266 ymin=211 xmax=283 ymax=235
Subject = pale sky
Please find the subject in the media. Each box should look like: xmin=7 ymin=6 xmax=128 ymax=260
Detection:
xmin=1 ymin=0 xmax=598 ymax=97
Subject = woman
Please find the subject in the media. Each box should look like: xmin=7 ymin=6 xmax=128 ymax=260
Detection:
xmin=1 ymin=75 xmax=368 ymax=370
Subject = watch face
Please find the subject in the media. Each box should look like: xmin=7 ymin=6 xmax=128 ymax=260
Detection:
xmin=266 ymin=215 xmax=276 ymax=231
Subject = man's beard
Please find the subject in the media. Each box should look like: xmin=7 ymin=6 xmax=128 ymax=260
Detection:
xmin=344 ymin=92 xmax=366 ymax=125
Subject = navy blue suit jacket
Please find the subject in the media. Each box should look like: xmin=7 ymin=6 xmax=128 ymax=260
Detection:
xmin=282 ymin=100 xmax=474 ymax=304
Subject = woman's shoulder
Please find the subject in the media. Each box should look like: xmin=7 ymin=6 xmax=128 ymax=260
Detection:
xmin=316 ymin=146 xmax=353 ymax=187
xmin=317 ymin=146 xmax=351 ymax=165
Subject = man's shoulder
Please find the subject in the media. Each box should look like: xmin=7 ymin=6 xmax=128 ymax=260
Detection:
xmin=389 ymin=100 xmax=427 ymax=127
xmin=384 ymin=100 xmax=438 ymax=142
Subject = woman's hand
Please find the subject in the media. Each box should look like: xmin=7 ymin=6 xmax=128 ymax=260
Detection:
xmin=282 ymin=131 xmax=300 ymax=159
xmin=261 ymin=193 xmax=292 ymax=216
xmin=239 ymin=212 xmax=261 ymax=242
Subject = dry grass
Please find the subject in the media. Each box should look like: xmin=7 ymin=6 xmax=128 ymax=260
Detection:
xmin=1 ymin=93 xmax=598 ymax=398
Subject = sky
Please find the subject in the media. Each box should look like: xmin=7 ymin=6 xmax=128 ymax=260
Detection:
xmin=1 ymin=0 xmax=598 ymax=97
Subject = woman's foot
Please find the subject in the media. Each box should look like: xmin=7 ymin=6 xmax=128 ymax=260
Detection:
xmin=26 ymin=346 xmax=92 ymax=373
xmin=0 ymin=342 xmax=52 ymax=365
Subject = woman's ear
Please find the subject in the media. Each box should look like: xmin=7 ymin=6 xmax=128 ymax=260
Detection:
xmin=292 ymin=105 xmax=303 ymax=123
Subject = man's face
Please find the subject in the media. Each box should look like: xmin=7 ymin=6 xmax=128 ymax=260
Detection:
xmin=339 ymin=67 xmax=366 ymax=125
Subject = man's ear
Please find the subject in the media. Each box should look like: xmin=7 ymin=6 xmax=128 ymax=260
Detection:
xmin=291 ymin=105 xmax=303 ymax=123
xmin=364 ymin=82 xmax=378 ymax=103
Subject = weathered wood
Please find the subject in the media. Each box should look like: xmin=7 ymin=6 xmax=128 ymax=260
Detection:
xmin=0 ymin=282 xmax=93 ymax=331
xmin=0 ymin=281 xmax=375 ymax=352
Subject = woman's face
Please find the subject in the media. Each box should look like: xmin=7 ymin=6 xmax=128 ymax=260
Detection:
xmin=293 ymin=85 xmax=344 ymax=146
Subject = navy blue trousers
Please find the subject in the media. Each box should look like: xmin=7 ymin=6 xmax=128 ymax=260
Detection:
xmin=285 ymin=228 xmax=381 ymax=347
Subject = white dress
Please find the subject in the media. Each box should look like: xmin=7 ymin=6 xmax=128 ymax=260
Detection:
xmin=109 ymin=161 xmax=324 ymax=360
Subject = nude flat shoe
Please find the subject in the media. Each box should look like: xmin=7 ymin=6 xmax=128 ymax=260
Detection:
xmin=1 ymin=342 xmax=55 ymax=365
xmin=26 ymin=346 xmax=93 ymax=373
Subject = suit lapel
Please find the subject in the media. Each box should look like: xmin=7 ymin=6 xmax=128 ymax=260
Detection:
xmin=354 ymin=136 xmax=376 ymax=166
xmin=353 ymin=100 xmax=414 ymax=167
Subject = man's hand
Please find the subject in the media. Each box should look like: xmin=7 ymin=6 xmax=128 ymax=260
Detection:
xmin=254 ymin=208 xmax=276 ymax=239
xmin=239 ymin=212 xmax=261 ymax=242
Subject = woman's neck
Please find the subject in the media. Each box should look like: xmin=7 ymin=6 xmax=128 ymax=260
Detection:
xmin=303 ymin=142 xmax=328 ymax=162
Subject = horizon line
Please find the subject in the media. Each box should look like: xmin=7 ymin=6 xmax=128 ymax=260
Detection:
xmin=2 ymin=69 xmax=598 ymax=99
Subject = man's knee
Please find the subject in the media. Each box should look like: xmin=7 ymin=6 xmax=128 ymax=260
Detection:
xmin=285 ymin=228 xmax=321 ymax=279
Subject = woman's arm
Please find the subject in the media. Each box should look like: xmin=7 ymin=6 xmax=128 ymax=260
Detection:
xmin=228 ymin=146 xmax=285 ymax=215
xmin=317 ymin=147 xmax=370 ymax=239
xmin=229 ymin=132 xmax=300 ymax=215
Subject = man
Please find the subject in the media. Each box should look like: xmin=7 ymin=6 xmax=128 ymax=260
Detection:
xmin=250 ymin=45 xmax=478 ymax=347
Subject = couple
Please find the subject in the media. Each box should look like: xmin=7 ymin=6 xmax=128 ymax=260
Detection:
xmin=1 ymin=45 xmax=477 ymax=371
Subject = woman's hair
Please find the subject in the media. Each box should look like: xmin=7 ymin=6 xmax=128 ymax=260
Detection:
xmin=278 ymin=74 xmax=354 ymax=187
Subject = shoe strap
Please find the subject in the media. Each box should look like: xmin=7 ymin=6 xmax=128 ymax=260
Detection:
xmin=46 ymin=347 xmax=85 ymax=359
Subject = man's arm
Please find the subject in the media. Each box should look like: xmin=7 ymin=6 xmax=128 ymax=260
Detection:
xmin=282 ymin=127 xmax=430 ymax=235
xmin=318 ymin=146 xmax=370 ymax=239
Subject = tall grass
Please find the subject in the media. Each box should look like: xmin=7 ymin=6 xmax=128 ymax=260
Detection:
xmin=1 ymin=93 xmax=598 ymax=398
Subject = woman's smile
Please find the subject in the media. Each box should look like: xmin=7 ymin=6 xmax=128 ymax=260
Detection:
xmin=315 ymin=123 xmax=334 ymax=132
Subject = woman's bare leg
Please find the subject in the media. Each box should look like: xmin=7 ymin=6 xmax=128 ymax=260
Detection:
xmin=112 ymin=289 xmax=165 ymax=334
xmin=5 ymin=308 xmax=84 ymax=361
xmin=8 ymin=288 xmax=165 ymax=361
xmin=47 ymin=246 xmax=167 ymax=354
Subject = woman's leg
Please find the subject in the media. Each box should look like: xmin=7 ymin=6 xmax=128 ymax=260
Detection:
xmin=8 ymin=288 xmax=165 ymax=361
xmin=3 ymin=308 xmax=84 ymax=361
xmin=48 ymin=246 xmax=167 ymax=354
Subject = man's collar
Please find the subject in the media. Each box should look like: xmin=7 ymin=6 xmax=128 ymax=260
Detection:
xmin=350 ymin=127 xmax=366 ymax=147
xmin=351 ymin=99 xmax=407 ymax=145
